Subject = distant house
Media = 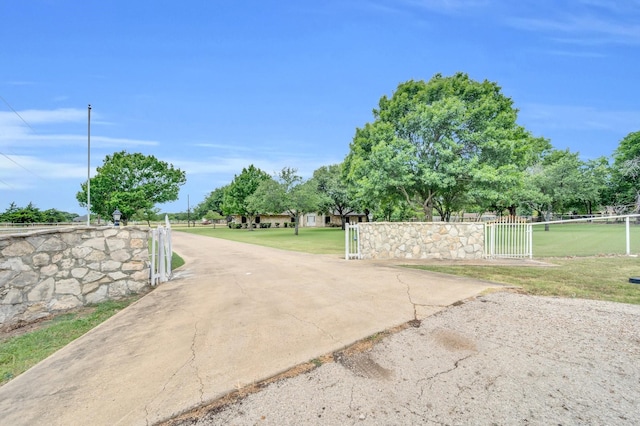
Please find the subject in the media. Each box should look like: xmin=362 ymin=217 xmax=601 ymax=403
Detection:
xmin=229 ymin=211 xmax=369 ymax=228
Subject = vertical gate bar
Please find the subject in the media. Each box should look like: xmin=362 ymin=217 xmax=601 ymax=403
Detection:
xmin=626 ymin=216 xmax=631 ymax=256
xmin=345 ymin=223 xmax=349 ymax=260
xmin=151 ymin=228 xmax=158 ymax=286
xmin=356 ymin=224 xmax=361 ymax=259
xmin=528 ymin=223 xmax=533 ymax=259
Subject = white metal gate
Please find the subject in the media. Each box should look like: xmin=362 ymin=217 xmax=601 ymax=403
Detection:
xmin=485 ymin=219 xmax=532 ymax=259
xmin=151 ymin=216 xmax=173 ymax=285
xmin=345 ymin=222 xmax=361 ymax=260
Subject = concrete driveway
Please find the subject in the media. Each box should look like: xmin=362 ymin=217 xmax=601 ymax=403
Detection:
xmin=0 ymin=231 xmax=499 ymax=426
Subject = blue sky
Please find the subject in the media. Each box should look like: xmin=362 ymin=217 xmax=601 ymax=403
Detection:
xmin=1 ymin=0 xmax=639 ymax=215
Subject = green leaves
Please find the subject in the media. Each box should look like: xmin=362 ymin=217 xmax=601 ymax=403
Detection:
xmin=345 ymin=72 xmax=547 ymax=221
xmin=76 ymin=151 xmax=186 ymax=223
xmin=222 ymin=165 xmax=271 ymax=228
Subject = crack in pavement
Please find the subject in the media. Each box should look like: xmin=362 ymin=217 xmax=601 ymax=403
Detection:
xmin=285 ymin=312 xmax=338 ymax=343
xmin=418 ymin=353 xmax=475 ymax=388
xmin=397 ymin=273 xmax=418 ymax=321
xmin=143 ymin=318 xmax=203 ymax=425
xmin=396 ymin=273 xmax=447 ymax=322
xmin=191 ymin=321 xmax=205 ymax=404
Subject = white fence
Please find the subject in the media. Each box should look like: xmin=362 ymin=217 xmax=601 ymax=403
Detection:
xmin=345 ymin=223 xmax=361 ymax=260
xmin=484 ymin=219 xmax=532 ymax=259
xmin=531 ymin=214 xmax=639 ymax=257
xmin=151 ymin=216 xmax=173 ymax=286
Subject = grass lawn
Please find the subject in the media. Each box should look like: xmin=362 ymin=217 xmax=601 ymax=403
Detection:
xmin=532 ymin=222 xmax=640 ymax=257
xmin=407 ymin=256 xmax=640 ymax=305
xmin=174 ymin=226 xmax=345 ymax=255
xmin=0 ymin=296 xmax=140 ymax=385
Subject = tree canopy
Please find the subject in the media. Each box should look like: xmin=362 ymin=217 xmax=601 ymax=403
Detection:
xmin=193 ymin=185 xmax=228 ymax=220
xmin=312 ymin=163 xmax=355 ymax=229
xmin=344 ymin=73 xmax=549 ymax=221
xmin=611 ymin=131 xmax=640 ymax=213
xmin=247 ymin=168 xmax=327 ymax=235
xmin=76 ymin=151 xmax=186 ymax=223
xmin=222 ymin=165 xmax=271 ymax=230
xmin=0 ymin=202 xmax=79 ymax=224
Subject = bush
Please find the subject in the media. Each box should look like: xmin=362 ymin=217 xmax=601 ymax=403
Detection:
xmin=275 ymin=223 xmax=280 ymax=228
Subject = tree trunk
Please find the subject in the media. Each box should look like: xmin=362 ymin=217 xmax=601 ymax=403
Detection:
xmin=294 ymin=214 xmax=299 ymax=236
xmin=544 ymin=208 xmax=551 ymax=231
xmin=508 ymin=205 xmax=517 ymax=219
xmin=423 ymin=198 xmax=434 ymax=222
xmin=341 ymin=216 xmax=346 ymax=231
xmin=364 ymin=209 xmax=370 ymax=222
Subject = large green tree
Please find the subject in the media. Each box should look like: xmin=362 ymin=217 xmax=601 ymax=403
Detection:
xmin=345 ymin=73 xmax=548 ymax=221
xmin=222 ymin=165 xmax=271 ymax=230
xmin=247 ymin=168 xmax=327 ymax=235
xmin=611 ymin=131 xmax=640 ymax=214
xmin=77 ymin=151 xmax=186 ymax=224
xmin=521 ymin=149 xmax=588 ymax=229
xmin=312 ymin=163 xmax=355 ymax=229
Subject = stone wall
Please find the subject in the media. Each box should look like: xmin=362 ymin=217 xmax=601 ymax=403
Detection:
xmin=358 ymin=222 xmax=484 ymax=260
xmin=0 ymin=226 xmax=151 ymax=325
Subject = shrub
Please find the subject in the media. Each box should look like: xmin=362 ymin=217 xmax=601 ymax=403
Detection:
xmin=275 ymin=223 xmax=280 ymax=228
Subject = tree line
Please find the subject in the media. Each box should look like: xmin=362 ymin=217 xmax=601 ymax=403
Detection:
xmin=10 ymin=73 xmax=638 ymax=227
xmin=0 ymin=202 xmax=79 ymax=224
xmin=194 ymin=73 xmax=639 ymax=227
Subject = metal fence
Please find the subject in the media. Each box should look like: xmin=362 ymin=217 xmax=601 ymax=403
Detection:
xmin=484 ymin=218 xmax=533 ymax=259
xmin=150 ymin=216 xmax=173 ymax=286
xmin=345 ymin=223 xmax=361 ymax=260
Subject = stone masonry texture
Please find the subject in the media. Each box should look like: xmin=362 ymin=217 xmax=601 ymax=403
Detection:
xmin=358 ymin=222 xmax=484 ymax=260
xmin=0 ymin=226 xmax=151 ymax=325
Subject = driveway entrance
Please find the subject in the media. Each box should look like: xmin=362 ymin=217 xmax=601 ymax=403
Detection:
xmin=0 ymin=232 xmax=499 ymax=425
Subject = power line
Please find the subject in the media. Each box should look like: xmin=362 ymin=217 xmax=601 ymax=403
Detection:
xmin=0 ymin=94 xmax=38 ymax=134
xmin=0 ymin=93 xmax=46 ymax=181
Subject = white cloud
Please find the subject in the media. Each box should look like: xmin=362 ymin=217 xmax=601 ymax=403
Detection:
xmin=507 ymin=3 xmax=640 ymax=46
xmin=365 ymin=0 xmax=489 ymax=15
xmin=0 ymin=154 xmax=86 ymax=180
xmin=0 ymin=108 xmax=158 ymax=149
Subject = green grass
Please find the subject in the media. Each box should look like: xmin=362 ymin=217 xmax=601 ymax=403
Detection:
xmin=172 ymin=251 xmax=185 ymax=269
xmin=408 ymin=257 xmax=640 ymax=305
xmin=175 ymin=226 xmax=345 ymax=255
xmin=0 ymin=296 xmax=140 ymax=385
xmin=532 ymin=222 xmax=640 ymax=257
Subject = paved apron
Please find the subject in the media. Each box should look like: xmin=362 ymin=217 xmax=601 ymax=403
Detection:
xmin=0 ymin=231 xmax=499 ymax=425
